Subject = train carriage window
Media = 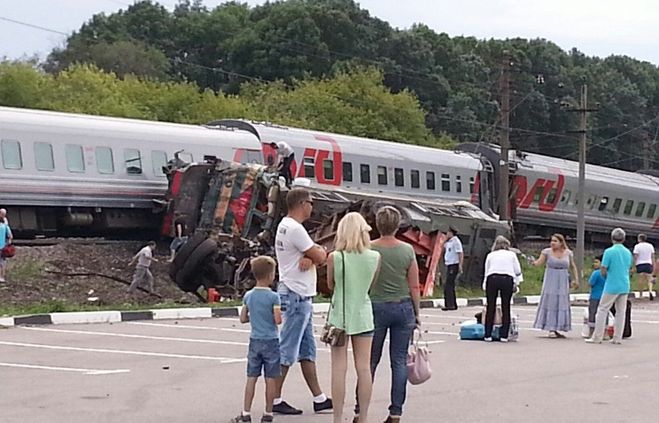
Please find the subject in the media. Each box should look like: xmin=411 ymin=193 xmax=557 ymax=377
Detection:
xmin=560 ymin=190 xmax=571 ymax=204
xmin=598 ymin=196 xmax=609 ymax=212
xmin=623 ymin=200 xmax=634 ymax=215
xmin=151 ymin=151 xmax=168 ymax=176
xmin=547 ymin=188 xmax=558 ymax=204
xmin=95 ymin=147 xmax=114 ymax=174
xmin=426 ymin=171 xmax=436 ymax=190
xmin=1 ymin=140 xmax=22 ymax=169
xmin=648 ymin=204 xmax=657 ymax=219
xmin=65 ymin=144 xmax=85 ymax=173
xmin=469 ymin=177 xmax=475 ymax=194
xmin=455 ymin=175 xmax=462 ymax=193
xmin=342 ymin=162 xmax=353 ymax=182
xmin=34 ymin=142 xmax=54 ymax=171
xmin=124 ymin=148 xmax=143 ymax=174
xmin=394 ymin=168 xmax=404 ymax=187
xmin=377 ymin=166 xmax=388 ymax=185
xmin=612 ymin=198 xmax=622 ymax=213
xmin=441 ymin=173 xmax=450 ymax=191
xmin=303 ymin=157 xmax=315 ymax=178
xmin=533 ymin=186 xmax=544 ymax=203
xmin=410 ymin=170 xmax=420 ymax=188
xmin=635 ymin=202 xmax=646 ymax=217
xmin=360 ymin=164 xmax=370 ymax=184
xmin=323 ymin=159 xmax=334 ymax=180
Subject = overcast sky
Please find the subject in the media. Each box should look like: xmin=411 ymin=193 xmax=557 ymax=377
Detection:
xmin=1 ymin=0 xmax=658 ymax=65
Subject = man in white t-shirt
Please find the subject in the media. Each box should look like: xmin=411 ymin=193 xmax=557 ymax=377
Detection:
xmin=272 ymin=188 xmax=331 ymax=415
xmin=270 ymin=141 xmax=295 ymax=187
xmin=633 ymin=234 xmax=656 ymax=300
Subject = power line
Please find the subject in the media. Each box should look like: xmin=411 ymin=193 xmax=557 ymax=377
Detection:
xmin=0 ymin=16 xmax=68 ymax=36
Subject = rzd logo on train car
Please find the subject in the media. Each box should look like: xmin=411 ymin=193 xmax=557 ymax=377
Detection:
xmin=514 ymin=174 xmax=565 ymax=212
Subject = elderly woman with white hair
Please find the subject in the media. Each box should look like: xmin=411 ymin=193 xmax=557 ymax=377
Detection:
xmin=482 ymin=235 xmax=523 ymax=342
xmin=586 ymin=227 xmax=634 ymax=344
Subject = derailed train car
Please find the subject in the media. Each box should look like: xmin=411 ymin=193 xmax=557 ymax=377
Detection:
xmin=165 ymin=158 xmax=510 ymax=298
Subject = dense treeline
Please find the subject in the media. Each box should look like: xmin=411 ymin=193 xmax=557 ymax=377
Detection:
xmin=8 ymin=0 xmax=659 ymax=170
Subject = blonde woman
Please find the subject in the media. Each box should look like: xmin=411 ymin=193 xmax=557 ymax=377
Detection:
xmin=327 ymin=212 xmax=381 ymax=423
xmin=532 ymin=234 xmax=579 ymax=338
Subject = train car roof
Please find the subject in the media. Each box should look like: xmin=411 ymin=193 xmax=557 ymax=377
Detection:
xmin=0 ymin=107 xmax=263 ymax=148
xmin=213 ymin=119 xmax=483 ymax=170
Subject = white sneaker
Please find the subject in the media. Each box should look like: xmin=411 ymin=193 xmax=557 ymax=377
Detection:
xmin=0 ymin=277 xmax=5 ymax=283
xmin=500 ymin=338 xmax=509 ymax=343
xmin=585 ymin=338 xmax=601 ymax=344
xmin=483 ymin=337 xmax=493 ymax=342
xmin=610 ymin=340 xmax=622 ymax=345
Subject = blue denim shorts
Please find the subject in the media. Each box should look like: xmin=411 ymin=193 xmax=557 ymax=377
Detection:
xmin=247 ymin=338 xmax=281 ymax=378
xmin=278 ymin=284 xmax=316 ymax=366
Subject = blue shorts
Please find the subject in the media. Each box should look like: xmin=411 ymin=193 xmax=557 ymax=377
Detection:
xmin=247 ymin=338 xmax=281 ymax=379
xmin=278 ymin=285 xmax=316 ymax=366
xmin=169 ymin=236 xmax=188 ymax=252
xmin=637 ymin=263 xmax=653 ymax=274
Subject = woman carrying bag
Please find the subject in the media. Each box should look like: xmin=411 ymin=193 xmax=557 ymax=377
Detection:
xmin=326 ymin=212 xmax=381 ymax=423
xmin=482 ymin=236 xmax=523 ymax=342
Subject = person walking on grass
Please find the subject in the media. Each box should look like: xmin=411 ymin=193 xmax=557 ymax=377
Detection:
xmin=232 ymin=256 xmax=282 ymax=423
xmin=0 ymin=212 xmax=13 ymax=283
xmin=327 ymin=212 xmax=380 ymax=423
xmin=273 ymin=187 xmax=332 ymax=415
xmin=586 ymin=228 xmax=634 ymax=345
xmin=127 ymin=241 xmax=157 ymax=294
xmin=532 ymin=234 xmax=579 ymax=338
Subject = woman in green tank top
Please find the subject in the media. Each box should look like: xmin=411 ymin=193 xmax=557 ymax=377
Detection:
xmin=327 ymin=212 xmax=380 ymax=423
xmin=355 ymin=206 xmax=420 ymax=423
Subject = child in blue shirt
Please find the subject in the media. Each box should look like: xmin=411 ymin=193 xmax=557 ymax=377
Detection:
xmin=232 ymin=256 xmax=282 ymax=423
xmin=588 ymin=255 xmax=606 ymax=337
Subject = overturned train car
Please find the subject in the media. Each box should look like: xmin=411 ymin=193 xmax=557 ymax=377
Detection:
xmin=164 ymin=159 xmax=510 ymax=298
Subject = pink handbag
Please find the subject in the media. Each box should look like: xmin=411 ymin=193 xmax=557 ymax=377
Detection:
xmin=407 ymin=330 xmax=432 ymax=385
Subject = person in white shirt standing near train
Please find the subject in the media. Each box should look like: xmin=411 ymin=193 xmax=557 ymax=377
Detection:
xmin=634 ymin=234 xmax=655 ymax=300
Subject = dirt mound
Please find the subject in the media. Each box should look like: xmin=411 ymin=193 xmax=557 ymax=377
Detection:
xmin=0 ymin=241 xmax=199 ymax=313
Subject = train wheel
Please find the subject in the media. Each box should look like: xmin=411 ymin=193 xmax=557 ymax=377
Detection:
xmin=169 ymin=232 xmax=206 ymax=281
xmin=175 ymin=239 xmax=217 ymax=292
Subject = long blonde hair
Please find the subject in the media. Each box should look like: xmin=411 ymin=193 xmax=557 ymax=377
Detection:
xmin=334 ymin=212 xmax=372 ymax=253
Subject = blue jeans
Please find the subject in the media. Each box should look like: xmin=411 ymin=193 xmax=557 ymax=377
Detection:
xmin=358 ymin=299 xmax=415 ymax=417
xmin=247 ymin=338 xmax=281 ymax=378
xmin=278 ymin=284 xmax=316 ymax=366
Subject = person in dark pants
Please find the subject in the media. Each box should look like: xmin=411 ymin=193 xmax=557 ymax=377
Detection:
xmin=270 ymin=142 xmax=295 ymax=187
xmin=482 ymin=236 xmax=522 ymax=342
xmin=442 ymin=226 xmax=463 ymax=311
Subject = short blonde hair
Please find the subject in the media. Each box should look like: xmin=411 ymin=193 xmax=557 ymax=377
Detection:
xmin=375 ymin=206 xmax=400 ymax=236
xmin=491 ymin=235 xmax=511 ymax=252
xmin=251 ymin=256 xmax=276 ymax=280
xmin=335 ymin=212 xmax=372 ymax=253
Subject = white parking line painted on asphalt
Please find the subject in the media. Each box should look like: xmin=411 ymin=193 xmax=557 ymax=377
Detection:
xmin=127 ymin=321 xmax=250 ymax=333
xmin=21 ymin=326 xmax=249 ymax=346
xmin=0 ymin=341 xmax=245 ymax=362
xmin=0 ymin=362 xmax=130 ymax=375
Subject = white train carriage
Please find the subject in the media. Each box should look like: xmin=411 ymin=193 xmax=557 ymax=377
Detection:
xmin=211 ymin=120 xmax=495 ymax=209
xmin=512 ymin=151 xmax=659 ymax=241
xmin=0 ymin=107 xmax=263 ymax=234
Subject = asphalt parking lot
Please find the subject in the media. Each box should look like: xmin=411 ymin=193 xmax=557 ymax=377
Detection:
xmin=2 ymin=302 xmax=659 ymax=423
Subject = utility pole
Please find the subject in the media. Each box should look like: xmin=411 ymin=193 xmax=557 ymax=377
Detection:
xmin=498 ymin=51 xmax=511 ymax=221
xmin=642 ymin=134 xmax=651 ymax=171
xmin=567 ymin=84 xmax=598 ymax=285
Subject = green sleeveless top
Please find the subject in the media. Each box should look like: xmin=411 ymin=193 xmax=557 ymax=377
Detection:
xmin=327 ymin=249 xmax=380 ymax=335
xmin=369 ymin=243 xmax=415 ymax=303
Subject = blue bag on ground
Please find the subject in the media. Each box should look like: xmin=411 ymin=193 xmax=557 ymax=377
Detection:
xmin=459 ymin=321 xmax=485 ymax=340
